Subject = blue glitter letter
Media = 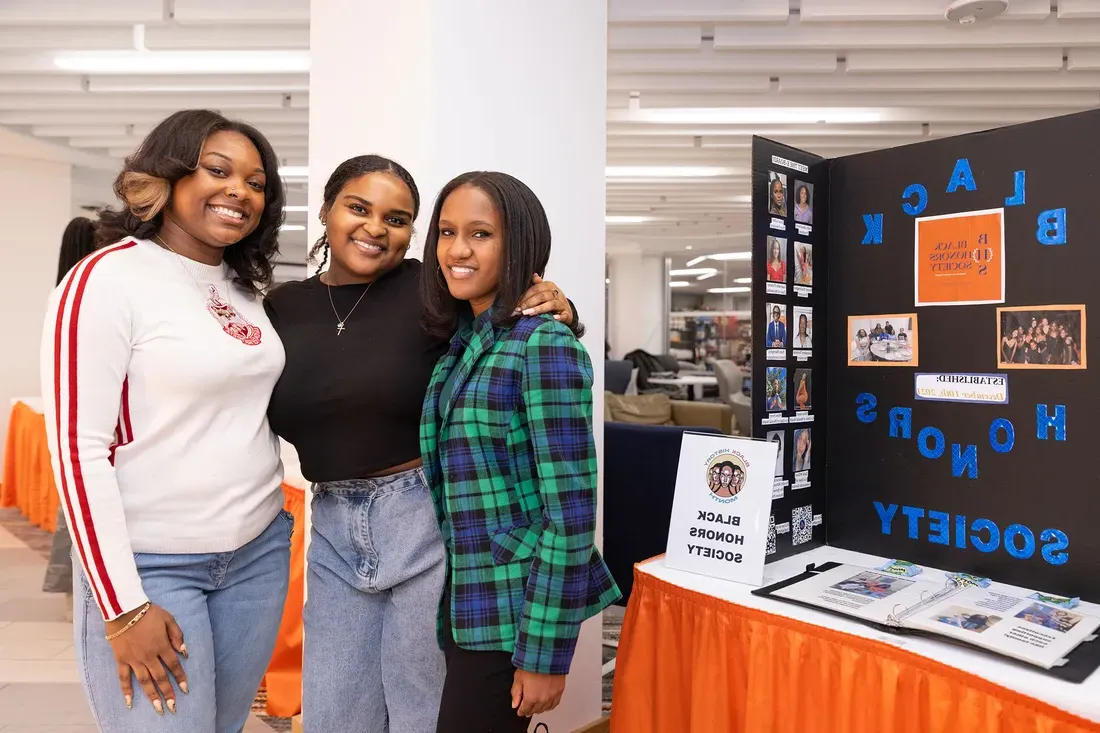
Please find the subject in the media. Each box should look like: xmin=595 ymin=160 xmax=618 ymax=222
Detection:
xmin=1004 ymin=524 xmax=1036 ymax=560
xmin=952 ymin=444 xmax=978 ymax=479
xmin=1037 ymin=209 xmax=1067 ymax=245
xmin=947 ymin=158 xmax=977 ymax=193
xmin=927 ymin=511 xmax=950 ymax=545
xmin=989 ymin=418 xmax=1015 ymax=453
xmin=970 ymin=518 xmax=1000 ymax=553
xmin=889 ymin=407 xmax=911 ymax=439
xmin=901 ymin=506 xmax=924 ymax=539
xmin=874 ymin=501 xmax=898 ymax=535
xmin=1037 ymin=404 xmax=1066 ymax=441
xmin=856 ymin=393 xmax=877 ymax=424
xmin=1005 ymin=171 xmax=1025 ymax=207
xmin=918 ymin=426 xmax=945 ymax=459
xmin=862 ymin=214 xmax=883 ymax=245
xmin=1040 ymin=529 xmax=1069 ymax=565
xmin=902 ymin=184 xmax=928 ymax=216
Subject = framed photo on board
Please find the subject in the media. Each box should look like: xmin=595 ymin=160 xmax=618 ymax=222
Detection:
xmin=996 ymin=305 xmax=1086 ymax=369
xmin=847 ymin=313 xmax=918 ymax=367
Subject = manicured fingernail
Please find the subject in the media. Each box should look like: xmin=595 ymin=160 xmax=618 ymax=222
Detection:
xmin=179 ymin=643 xmax=188 ymax=658
xmin=554 ymin=315 xmax=562 ymax=320
xmin=180 ymin=681 xmax=189 ymax=695
xmin=523 ymin=309 xmax=534 ymax=315
xmin=153 ymin=699 xmax=164 ymax=715
xmin=167 ymin=699 xmax=176 ymax=714
xmin=125 ymin=695 xmax=132 ymax=710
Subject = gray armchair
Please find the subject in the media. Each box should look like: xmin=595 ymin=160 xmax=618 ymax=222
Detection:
xmin=714 ymin=359 xmax=751 ymax=436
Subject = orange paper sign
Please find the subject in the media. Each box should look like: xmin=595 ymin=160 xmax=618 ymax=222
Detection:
xmin=915 ymin=209 xmax=1005 ymax=307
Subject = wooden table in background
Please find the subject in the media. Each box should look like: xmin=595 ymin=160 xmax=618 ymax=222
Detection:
xmin=1 ymin=400 xmax=306 ymax=717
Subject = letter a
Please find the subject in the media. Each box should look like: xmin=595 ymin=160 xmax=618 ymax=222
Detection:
xmin=947 ymin=158 xmax=977 ymax=193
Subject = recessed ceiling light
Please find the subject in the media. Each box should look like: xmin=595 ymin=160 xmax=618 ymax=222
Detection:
xmin=685 ymin=245 xmax=693 ymax=250
xmin=707 ymin=286 xmax=751 ymax=294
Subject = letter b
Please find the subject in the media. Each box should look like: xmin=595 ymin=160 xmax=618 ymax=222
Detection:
xmin=1037 ymin=209 xmax=1067 ymax=245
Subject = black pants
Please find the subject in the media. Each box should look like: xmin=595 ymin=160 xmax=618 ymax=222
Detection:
xmin=435 ymin=589 xmax=531 ymax=733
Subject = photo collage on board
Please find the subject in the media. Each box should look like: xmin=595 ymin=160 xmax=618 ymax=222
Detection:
xmin=759 ymin=153 xmax=823 ymax=556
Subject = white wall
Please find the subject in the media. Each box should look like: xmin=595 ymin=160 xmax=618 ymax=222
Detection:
xmin=608 ymin=249 xmax=666 ymax=358
xmin=0 ymin=152 xmax=72 ymax=472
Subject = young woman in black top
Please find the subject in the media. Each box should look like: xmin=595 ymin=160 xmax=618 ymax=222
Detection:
xmin=264 ymin=155 xmax=577 ymax=733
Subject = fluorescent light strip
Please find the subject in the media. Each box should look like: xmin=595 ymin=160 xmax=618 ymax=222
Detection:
xmin=669 ymin=268 xmax=717 ymax=276
xmin=669 ymin=281 xmax=691 ymax=288
xmin=734 ymin=277 xmax=752 ymax=284
xmin=605 ymin=165 xmax=740 ymax=178
xmin=284 ymin=206 xmax=309 ymax=213
xmin=707 ymin=252 xmax=752 ymax=261
xmin=696 ymin=272 xmax=719 ymax=281
xmin=54 ymin=50 xmax=311 ymax=74
xmin=606 ymin=215 xmax=653 ymax=224
xmin=278 ymin=166 xmax=309 ymax=178
xmin=685 ymin=256 xmax=709 ymax=268
xmin=625 ymin=107 xmax=884 ymax=125
xmin=708 ymin=286 xmax=750 ymax=294
xmin=280 ymin=224 xmax=305 ymax=231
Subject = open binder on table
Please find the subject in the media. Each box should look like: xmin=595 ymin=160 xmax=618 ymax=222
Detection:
xmin=753 ymin=562 xmax=1100 ymax=683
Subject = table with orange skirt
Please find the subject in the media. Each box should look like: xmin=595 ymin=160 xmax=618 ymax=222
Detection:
xmin=610 ymin=547 xmax=1100 ymax=733
xmin=1 ymin=400 xmax=306 ymax=717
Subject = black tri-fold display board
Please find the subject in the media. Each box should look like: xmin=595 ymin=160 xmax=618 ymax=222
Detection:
xmin=751 ymin=109 xmax=1100 ymax=600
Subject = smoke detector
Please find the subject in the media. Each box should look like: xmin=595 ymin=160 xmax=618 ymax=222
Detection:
xmin=945 ymin=0 xmax=1009 ymax=24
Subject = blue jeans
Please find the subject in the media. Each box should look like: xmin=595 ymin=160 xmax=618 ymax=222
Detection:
xmin=73 ymin=511 xmax=292 ymax=733
xmin=303 ymin=467 xmax=446 ymax=733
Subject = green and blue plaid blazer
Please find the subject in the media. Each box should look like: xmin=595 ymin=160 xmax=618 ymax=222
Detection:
xmin=420 ymin=311 xmax=621 ymax=675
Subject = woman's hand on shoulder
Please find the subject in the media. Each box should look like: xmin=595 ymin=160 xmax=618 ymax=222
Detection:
xmin=511 ymin=668 xmax=566 ymax=717
xmin=515 ymin=274 xmax=573 ymax=325
xmin=106 ymin=602 xmax=188 ymax=715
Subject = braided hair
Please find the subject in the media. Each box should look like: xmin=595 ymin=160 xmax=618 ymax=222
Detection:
xmin=309 ymin=155 xmax=420 ymax=272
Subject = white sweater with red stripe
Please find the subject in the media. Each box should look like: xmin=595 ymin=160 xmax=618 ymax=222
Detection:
xmin=40 ymin=238 xmax=286 ymax=621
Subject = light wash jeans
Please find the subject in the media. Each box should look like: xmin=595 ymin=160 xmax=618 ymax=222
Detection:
xmin=303 ymin=467 xmax=447 ymax=733
xmin=73 ymin=510 xmax=292 ymax=733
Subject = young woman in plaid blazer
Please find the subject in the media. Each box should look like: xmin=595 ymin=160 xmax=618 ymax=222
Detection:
xmin=420 ymin=172 xmax=621 ymax=731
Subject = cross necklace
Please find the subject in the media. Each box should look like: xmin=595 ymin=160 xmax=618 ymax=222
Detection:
xmin=326 ymin=276 xmax=373 ymax=335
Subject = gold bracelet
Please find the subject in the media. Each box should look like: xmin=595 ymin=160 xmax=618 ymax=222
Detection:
xmin=105 ymin=602 xmax=152 ymax=641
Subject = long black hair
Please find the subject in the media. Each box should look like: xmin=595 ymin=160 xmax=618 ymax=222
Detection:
xmin=309 ymin=154 xmax=420 ymax=273
xmin=421 ymin=171 xmax=578 ymax=339
xmin=56 ymin=216 xmax=97 ymax=286
xmin=95 ymin=109 xmax=286 ymax=294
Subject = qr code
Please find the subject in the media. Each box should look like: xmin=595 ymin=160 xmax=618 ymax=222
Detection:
xmin=792 ymin=505 xmax=813 ymax=546
xmin=767 ymin=515 xmax=777 ymax=555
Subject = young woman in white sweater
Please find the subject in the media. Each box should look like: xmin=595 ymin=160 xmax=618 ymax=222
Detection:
xmin=40 ymin=109 xmax=291 ymax=732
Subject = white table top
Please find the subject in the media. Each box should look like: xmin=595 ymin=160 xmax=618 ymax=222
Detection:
xmin=647 ymin=375 xmax=718 ymax=386
xmin=639 ymin=546 xmax=1100 ymax=723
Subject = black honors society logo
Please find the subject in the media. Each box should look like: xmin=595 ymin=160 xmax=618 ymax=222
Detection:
xmin=706 ymin=449 xmax=749 ymax=504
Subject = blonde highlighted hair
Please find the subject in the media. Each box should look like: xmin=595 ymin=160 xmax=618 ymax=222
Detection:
xmin=117 ymin=171 xmax=171 ymax=222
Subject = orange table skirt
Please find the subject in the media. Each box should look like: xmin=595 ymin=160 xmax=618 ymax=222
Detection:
xmin=2 ymin=401 xmax=305 ymax=718
xmin=610 ymin=565 xmax=1100 ymax=733
xmin=1 ymin=401 xmax=59 ymax=532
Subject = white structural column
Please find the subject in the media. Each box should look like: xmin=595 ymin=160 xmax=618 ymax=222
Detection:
xmin=309 ymin=2 xmax=608 ymax=729
xmin=607 ymin=246 xmax=667 ymax=359
xmin=0 ymin=128 xmax=73 ymax=472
